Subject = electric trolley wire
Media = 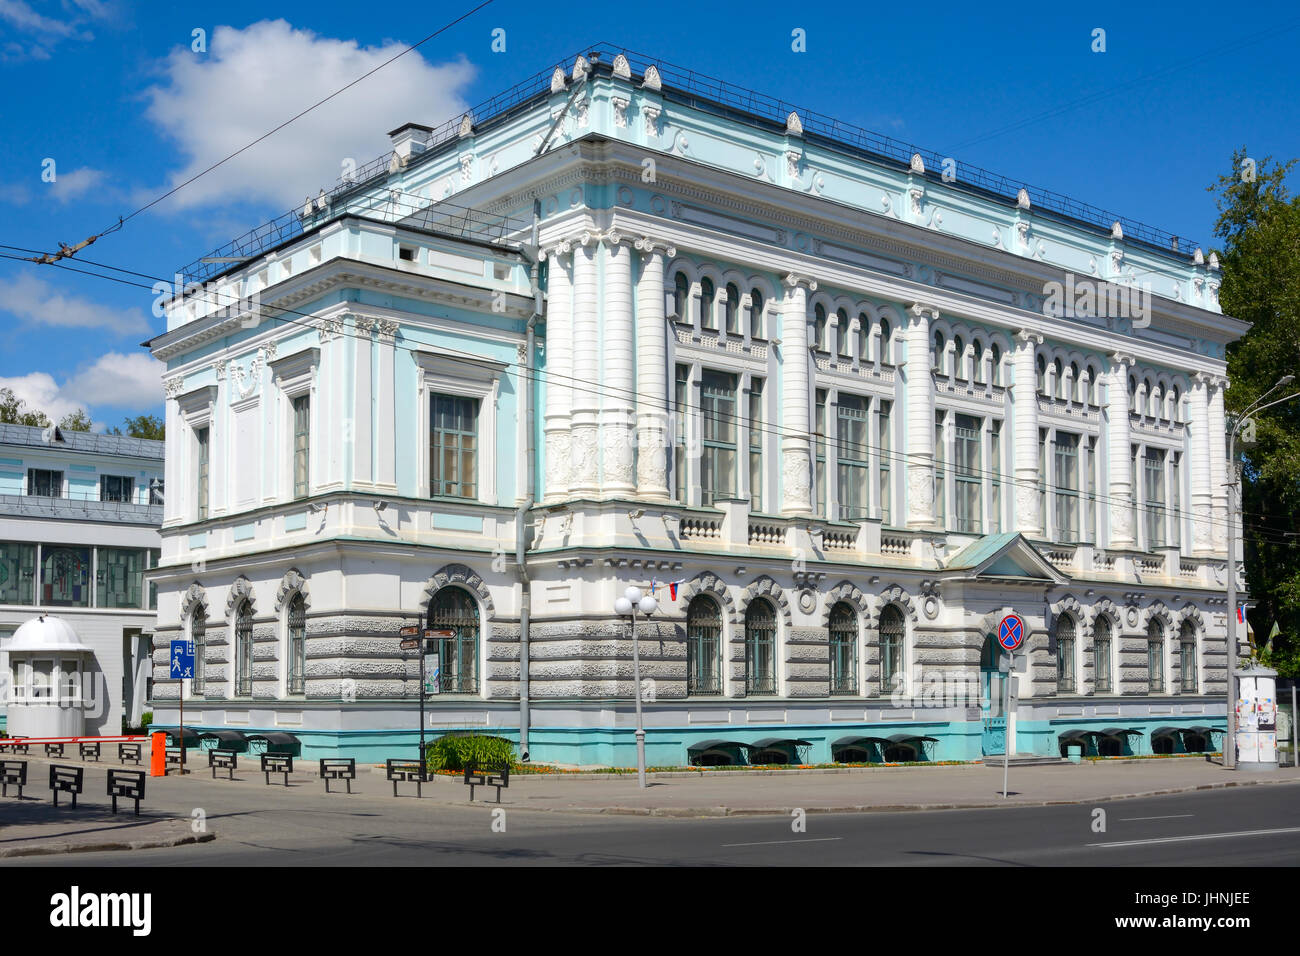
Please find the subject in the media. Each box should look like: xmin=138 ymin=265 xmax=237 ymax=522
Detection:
xmin=2 ymin=244 xmax=1296 ymax=546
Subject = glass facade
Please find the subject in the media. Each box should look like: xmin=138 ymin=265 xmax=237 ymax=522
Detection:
xmin=96 ymin=547 xmax=147 ymax=608
xmin=40 ymin=546 xmax=90 ymax=606
xmin=430 ymin=393 xmax=479 ymax=499
xmin=0 ymin=541 xmax=36 ymax=605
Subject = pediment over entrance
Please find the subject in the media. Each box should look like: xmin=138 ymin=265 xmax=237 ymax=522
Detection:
xmin=942 ymin=532 xmax=1066 ymax=584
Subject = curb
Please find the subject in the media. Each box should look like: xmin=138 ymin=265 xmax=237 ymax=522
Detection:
xmin=0 ymin=830 xmax=216 ymax=859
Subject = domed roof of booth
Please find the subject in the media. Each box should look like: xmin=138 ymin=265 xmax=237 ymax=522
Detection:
xmin=5 ymin=615 xmax=93 ymax=653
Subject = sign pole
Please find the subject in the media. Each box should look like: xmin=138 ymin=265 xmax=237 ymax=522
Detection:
xmin=419 ymin=632 xmax=426 ymax=776
xmin=179 ymin=679 xmax=184 ymax=774
xmin=1002 ymin=656 xmax=1010 ymax=799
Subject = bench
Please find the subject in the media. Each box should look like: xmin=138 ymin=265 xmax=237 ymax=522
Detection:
xmin=44 ymin=743 xmax=65 ymax=758
xmin=107 ymin=769 xmax=146 ymax=816
xmin=79 ymin=741 xmax=101 ymax=762
xmin=261 ymin=753 xmax=294 ymax=786
xmin=386 ymin=758 xmax=425 ymax=798
xmin=209 ymin=749 xmax=238 ymax=780
xmin=1 ymin=759 xmax=27 ymax=798
xmin=118 ymin=743 xmax=142 ymax=765
xmin=320 ymin=758 xmax=356 ymax=793
xmin=7 ymin=742 xmax=29 ymax=755
xmin=463 ymin=760 xmax=510 ymax=803
xmin=49 ymin=764 xmax=83 ymax=808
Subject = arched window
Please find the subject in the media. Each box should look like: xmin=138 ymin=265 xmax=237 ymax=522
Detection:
xmin=933 ymin=330 xmax=945 ymax=373
xmin=953 ymin=335 xmax=965 ymax=380
xmin=1036 ymin=354 xmax=1047 ymax=393
xmin=973 ymin=340 xmax=985 ymax=384
xmin=287 ymin=593 xmax=306 ymax=696
xmin=191 ymin=605 xmax=207 ymax=696
xmin=745 ymin=599 xmax=777 ymax=695
xmin=1179 ymin=621 xmax=1197 ymax=693
xmin=1171 ymin=385 xmax=1181 ymax=422
xmin=686 ymin=596 xmax=722 ymax=696
xmin=673 ymin=272 xmax=689 ymax=319
xmin=1147 ymin=619 xmax=1165 ymax=694
xmin=1054 ymin=358 xmax=1065 ymax=399
xmin=750 ymin=288 xmax=764 ymax=338
xmin=990 ymin=342 xmax=1001 ymax=386
xmin=1070 ymin=361 xmax=1080 ymax=402
xmin=836 ymin=308 xmax=850 ymax=357
xmin=1086 ymin=365 xmax=1099 ymax=405
xmin=829 ymin=602 xmax=857 ymax=695
xmin=858 ymin=312 xmax=871 ymax=361
xmin=428 ymin=586 xmax=479 ymax=694
xmin=879 ymin=604 xmax=904 ymax=693
xmin=724 ymin=282 xmax=740 ymax=334
xmin=879 ymin=317 xmax=891 ymax=363
xmin=1093 ymin=615 xmax=1112 ymax=693
xmin=700 ymin=277 xmax=716 ymax=330
xmin=1056 ymin=613 xmax=1076 ymax=694
xmin=235 ymin=599 xmax=253 ymax=697
xmin=813 ymin=304 xmax=827 ymax=351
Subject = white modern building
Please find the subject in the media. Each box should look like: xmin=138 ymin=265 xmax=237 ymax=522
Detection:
xmin=0 ymin=424 xmax=163 ymax=736
xmin=145 ymin=49 xmax=1245 ymax=766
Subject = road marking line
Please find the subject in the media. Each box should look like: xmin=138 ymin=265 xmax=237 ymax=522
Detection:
xmin=1089 ymin=826 xmax=1300 ymax=848
xmin=721 ymin=837 xmax=844 ymax=848
xmin=1116 ymin=814 xmax=1194 ymax=821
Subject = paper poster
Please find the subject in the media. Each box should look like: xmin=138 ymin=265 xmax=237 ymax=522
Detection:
xmin=1258 ymin=732 xmax=1277 ymax=762
xmin=1238 ymin=731 xmax=1259 ymax=763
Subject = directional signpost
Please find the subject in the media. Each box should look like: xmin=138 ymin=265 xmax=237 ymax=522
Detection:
xmin=397 ymin=624 xmax=455 ymax=776
xmin=170 ymin=640 xmax=195 ymax=772
xmin=997 ymin=614 xmax=1025 ymax=799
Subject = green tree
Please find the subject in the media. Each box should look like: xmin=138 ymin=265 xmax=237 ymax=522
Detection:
xmin=105 ymin=414 xmax=165 ymax=440
xmin=1210 ymin=149 xmax=1300 ymax=676
xmin=0 ymin=387 xmax=51 ymax=427
xmin=57 ymin=409 xmax=92 ymax=432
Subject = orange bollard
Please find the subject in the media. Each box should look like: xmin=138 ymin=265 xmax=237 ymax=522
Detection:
xmin=150 ymin=731 xmax=166 ymax=777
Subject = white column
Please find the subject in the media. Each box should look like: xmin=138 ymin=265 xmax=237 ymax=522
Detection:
xmin=542 ymin=244 xmax=574 ymax=502
xmin=1011 ymin=331 xmax=1043 ymax=535
xmin=634 ymin=238 xmax=673 ymax=500
xmin=352 ymin=316 xmax=374 ymax=487
xmin=780 ymin=275 xmax=815 ymax=516
xmin=1106 ymin=354 xmax=1135 ymax=548
xmin=904 ymin=304 xmax=937 ymax=529
xmin=1208 ymin=377 xmax=1228 ymax=554
xmin=162 ymin=381 xmax=182 ymax=524
xmin=375 ymin=320 xmax=397 ymax=489
xmin=1190 ymin=372 xmax=1214 ymax=554
xmin=569 ymin=235 xmax=601 ymax=496
xmin=602 ymin=234 xmax=636 ymax=495
xmin=211 ymin=361 xmax=228 ymax=516
xmin=322 ymin=318 xmax=348 ymax=490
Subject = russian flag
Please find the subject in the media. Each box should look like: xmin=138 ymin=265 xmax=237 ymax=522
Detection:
xmin=1237 ymin=606 xmax=1247 ymax=624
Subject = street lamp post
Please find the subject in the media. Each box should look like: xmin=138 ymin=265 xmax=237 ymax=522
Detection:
xmin=614 ymin=585 xmax=657 ymax=788
xmin=1225 ymin=374 xmax=1297 ymax=769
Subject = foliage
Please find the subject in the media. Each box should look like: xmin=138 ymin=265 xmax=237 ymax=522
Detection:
xmin=424 ymin=734 xmax=516 ymax=773
xmin=0 ymin=387 xmax=50 ymax=427
xmin=58 ymin=409 xmax=92 ymax=432
xmin=1210 ymin=149 xmax=1300 ymax=662
xmin=106 ymin=415 xmax=165 ymax=440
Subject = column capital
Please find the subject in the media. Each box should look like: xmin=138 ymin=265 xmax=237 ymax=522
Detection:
xmin=163 ymin=376 xmax=184 ymax=399
xmin=1014 ymin=328 xmax=1044 ymax=345
xmin=782 ymin=273 xmax=817 ymax=293
xmin=1108 ymin=350 xmax=1135 ymax=369
xmin=1192 ymin=370 xmax=1218 ymax=387
xmin=633 ymin=236 xmax=675 ymax=257
xmin=600 ymin=229 xmax=634 ymax=248
xmin=540 ymin=239 xmax=574 ymax=260
xmin=908 ymin=302 xmax=940 ymax=322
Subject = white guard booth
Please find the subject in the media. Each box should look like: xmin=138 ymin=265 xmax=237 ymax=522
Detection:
xmin=5 ymin=615 xmax=93 ymax=739
xmin=1235 ymin=663 xmax=1280 ymax=772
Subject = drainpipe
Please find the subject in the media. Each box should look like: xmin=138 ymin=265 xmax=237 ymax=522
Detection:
xmin=517 ymin=199 xmax=543 ymax=761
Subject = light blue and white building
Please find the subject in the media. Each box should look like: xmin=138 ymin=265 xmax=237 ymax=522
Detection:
xmin=146 ymin=49 xmax=1246 ymax=766
xmin=0 ymin=424 xmax=163 ymax=735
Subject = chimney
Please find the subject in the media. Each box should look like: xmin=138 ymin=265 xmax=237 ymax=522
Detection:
xmin=388 ymin=123 xmax=434 ymax=163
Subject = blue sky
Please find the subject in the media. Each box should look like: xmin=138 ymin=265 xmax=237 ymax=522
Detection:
xmin=1 ymin=0 xmax=1298 ymax=429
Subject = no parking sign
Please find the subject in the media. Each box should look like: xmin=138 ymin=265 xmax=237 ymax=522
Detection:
xmin=998 ymin=614 xmax=1025 ymax=652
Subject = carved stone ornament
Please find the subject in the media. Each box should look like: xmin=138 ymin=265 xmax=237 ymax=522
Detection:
xmin=612 ymin=96 xmax=629 ymax=128
xmin=274 ymin=568 xmax=309 ymax=612
xmin=641 ymin=65 xmax=662 ymax=90
xmin=677 ymin=571 xmax=736 ymax=623
xmin=224 ymin=575 xmax=256 ymax=620
xmin=643 ymin=104 xmax=662 ymax=137
xmin=612 ymin=53 xmax=631 ymax=79
xmin=421 ymin=563 xmax=495 ymax=617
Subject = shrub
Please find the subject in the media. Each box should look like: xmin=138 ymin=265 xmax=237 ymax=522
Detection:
xmin=424 ymin=734 xmax=515 ymax=773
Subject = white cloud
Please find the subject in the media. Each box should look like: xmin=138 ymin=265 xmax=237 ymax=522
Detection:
xmin=0 ymin=352 xmax=164 ymax=426
xmin=0 ymin=0 xmax=78 ymax=37
xmin=0 ymin=272 xmax=149 ymax=335
xmin=46 ymin=166 xmax=108 ymax=203
xmin=143 ymin=19 xmax=476 ymax=212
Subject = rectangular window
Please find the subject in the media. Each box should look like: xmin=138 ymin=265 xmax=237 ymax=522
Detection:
xmin=836 ymin=394 xmax=870 ymax=520
xmin=1180 ymin=639 xmax=1197 ymax=692
xmin=1130 ymin=445 xmax=1140 ymax=545
xmin=0 ymin=541 xmax=36 ymax=604
xmin=148 ymin=549 xmax=160 ymax=610
xmin=100 ymin=475 xmax=134 ymax=503
xmin=1170 ymin=453 xmax=1182 ymax=548
xmin=1053 ymin=432 xmax=1080 ymax=543
xmin=196 ymin=427 xmax=210 ymax=521
xmin=934 ymin=411 xmax=946 ymax=527
xmin=1057 ymin=635 xmax=1076 ymax=694
xmin=1144 ymin=448 xmax=1166 ymax=548
xmin=292 ymin=394 xmax=310 ymax=499
xmin=14 ymin=658 xmax=29 ymax=699
xmin=40 ymin=546 xmax=90 ymax=607
xmin=1083 ymin=436 xmax=1096 ymax=541
xmin=1038 ymin=429 xmax=1048 ymax=534
xmin=96 ymin=547 xmax=147 ymax=609
xmin=954 ymin=414 xmax=982 ymax=533
xmin=430 ymin=393 xmax=479 ymax=499
xmin=815 ymin=389 xmax=827 ymax=518
xmin=748 ymin=378 xmax=764 ymax=513
xmin=1148 ymin=640 xmax=1165 ymax=693
xmin=700 ymin=370 xmax=737 ymax=506
xmin=878 ymin=401 xmax=892 ymax=524
xmin=1094 ymin=635 xmax=1112 ymax=694
xmin=58 ymin=659 xmax=77 ymax=700
xmin=989 ymin=420 xmax=1002 ymax=534
xmin=27 ymin=469 xmax=62 ymax=497
xmin=30 ymin=660 xmax=52 ymax=699
xmin=674 ymin=364 xmax=690 ymax=502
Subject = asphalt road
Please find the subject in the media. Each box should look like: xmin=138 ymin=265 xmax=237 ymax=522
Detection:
xmin=7 ymin=781 xmax=1299 ymax=867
